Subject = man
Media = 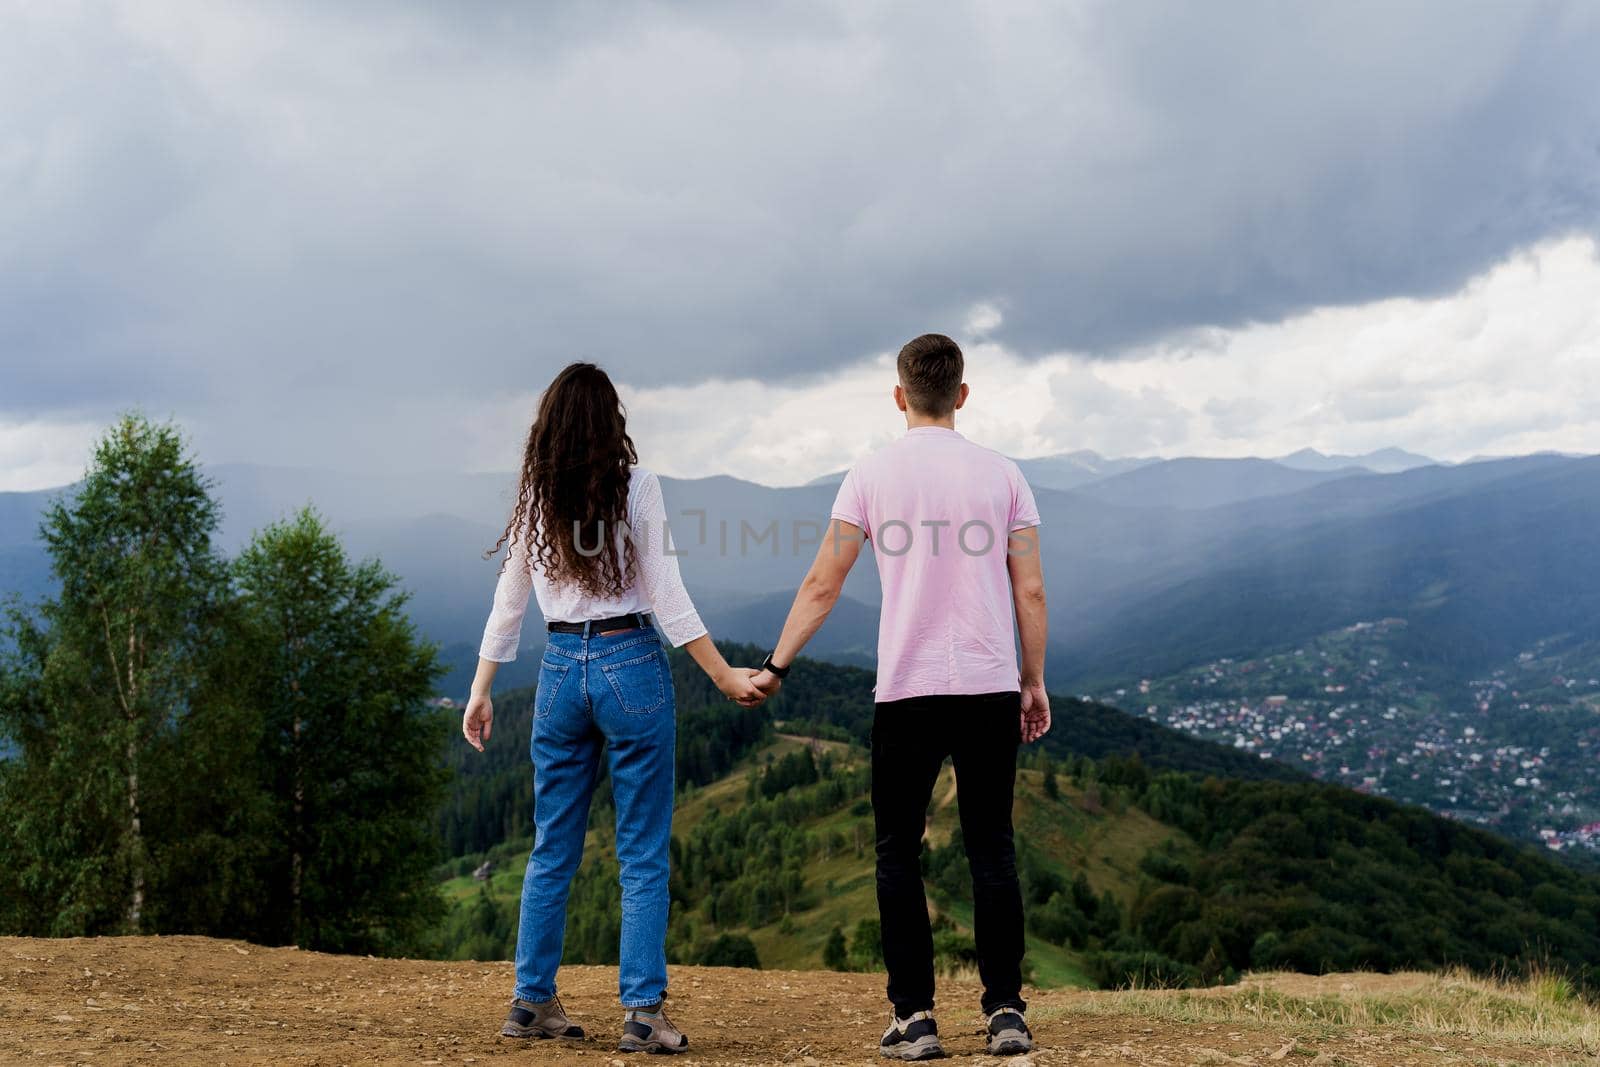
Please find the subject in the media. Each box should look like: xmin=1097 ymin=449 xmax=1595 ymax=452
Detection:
xmin=753 ymin=333 xmax=1050 ymax=1060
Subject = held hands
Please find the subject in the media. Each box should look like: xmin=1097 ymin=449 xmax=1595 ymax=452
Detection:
xmin=1021 ymin=679 xmax=1051 ymax=743
xmin=462 ymin=692 xmax=494 ymax=752
xmin=751 ymin=668 xmax=783 ymax=698
xmin=720 ymin=665 xmax=788 ymax=706
xmin=718 ymin=666 xmax=769 ymax=707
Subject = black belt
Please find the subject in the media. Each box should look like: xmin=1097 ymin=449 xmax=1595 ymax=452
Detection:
xmin=547 ymin=612 xmax=652 ymax=635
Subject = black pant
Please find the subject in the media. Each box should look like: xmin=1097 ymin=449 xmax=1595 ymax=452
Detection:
xmin=871 ymin=691 xmax=1025 ymax=1017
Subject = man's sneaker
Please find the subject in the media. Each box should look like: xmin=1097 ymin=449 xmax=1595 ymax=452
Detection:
xmin=617 ymin=1007 xmax=689 ymax=1054
xmin=985 ymin=1007 xmax=1033 ymax=1055
xmin=880 ymin=1011 xmax=945 ymax=1061
xmin=500 ymin=995 xmax=585 ymax=1040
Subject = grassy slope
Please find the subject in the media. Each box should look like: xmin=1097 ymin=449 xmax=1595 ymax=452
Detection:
xmin=440 ymin=733 xmax=1195 ymax=990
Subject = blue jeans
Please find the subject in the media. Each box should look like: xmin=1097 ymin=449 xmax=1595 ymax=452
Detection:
xmin=513 ymin=626 xmax=677 ymax=1008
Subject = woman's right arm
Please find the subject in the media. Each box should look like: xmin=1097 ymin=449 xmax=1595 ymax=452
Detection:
xmin=464 ymin=527 xmax=534 ymax=751
xmin=463 ymin=657 xmax=498 ymax=752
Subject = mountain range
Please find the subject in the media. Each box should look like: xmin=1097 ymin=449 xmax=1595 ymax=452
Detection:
xmin=3 ymin=445 xmax=1596 ymax=701
xmin=806 ymin=446 xmax=1434 ymax=493
xmin=1272 ymin=446 xmax=1435 ymax=474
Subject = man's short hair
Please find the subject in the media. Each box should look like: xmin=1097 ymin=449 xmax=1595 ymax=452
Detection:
xmin=897 ymin=333 xmax=964 ymax=416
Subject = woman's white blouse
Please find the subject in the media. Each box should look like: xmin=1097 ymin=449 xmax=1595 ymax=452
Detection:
xmin=479 ymin=467 xmax=706 ymax=661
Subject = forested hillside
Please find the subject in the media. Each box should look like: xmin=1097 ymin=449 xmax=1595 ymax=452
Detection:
xmin=433 ymin=645 xmax=1600 ymax=991
xmin=9 ymin=422 xmax=1599 ymax=994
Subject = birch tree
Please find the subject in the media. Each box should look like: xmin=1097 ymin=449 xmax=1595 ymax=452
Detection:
xmin=0 ymin=415 xmax=226 ymax=933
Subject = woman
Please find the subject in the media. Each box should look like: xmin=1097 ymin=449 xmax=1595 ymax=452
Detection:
xmin=461 ymin=362 xmax=764 ymax=1055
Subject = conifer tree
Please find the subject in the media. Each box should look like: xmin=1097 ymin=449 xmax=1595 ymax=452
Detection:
xmin=232 ymin=508 xmax=447 ymax=952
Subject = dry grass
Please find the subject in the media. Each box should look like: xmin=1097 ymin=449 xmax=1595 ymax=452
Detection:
xmin=1046 ymin=968 xmax=1600 ymax=1055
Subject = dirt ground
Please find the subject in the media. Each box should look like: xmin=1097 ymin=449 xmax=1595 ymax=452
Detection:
xmin=0 ymin=936 xmax=1582 ymax=1066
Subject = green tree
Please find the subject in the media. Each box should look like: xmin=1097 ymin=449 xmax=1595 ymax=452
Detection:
xmin=823 ymin=924 xmax=849 ymax=970
xmin=0 ymin=415 xmax=230 ymax=935
xmin=697 ymin=933 xmax=761 ymax=968
xmin=232 ymin=508 xmax=448 ymax=953
xmin=849 ymin=917 xmax=884 ymax=970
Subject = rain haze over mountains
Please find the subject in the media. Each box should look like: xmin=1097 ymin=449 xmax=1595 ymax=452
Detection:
xmin=5 ymin=446 xmax=1595 ymax=695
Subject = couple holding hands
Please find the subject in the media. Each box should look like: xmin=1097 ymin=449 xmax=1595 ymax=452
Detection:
xmin=461 ymin=333 xmax=1050 ymax=1060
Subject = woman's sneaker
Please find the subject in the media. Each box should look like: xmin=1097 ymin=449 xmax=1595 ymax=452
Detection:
xmin=617 ymin=1007 xmax=689 ymax=1054
xmin=985 ymin=1007 xmax=1033 ymax=1055
xmin=880 ymin=1011 xmax=945 ymax=1060
xmin=500 ymin=995 xmax=585 ymax=1039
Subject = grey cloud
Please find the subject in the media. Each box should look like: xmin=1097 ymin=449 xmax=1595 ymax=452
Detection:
xmin=1334 ymin=391 xmax=1423 ymax=424
xmin=2 ymin=0 xmax=1599 ymax=423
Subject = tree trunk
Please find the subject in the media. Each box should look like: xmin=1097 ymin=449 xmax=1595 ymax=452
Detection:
xmin=125 ymin=625 xmax=144 ymax=933
xmin=289 ymin=644 xmax=305 ymax=947
xmin=291 ymin=711 xmax=303 ymax=946
xmin=126 ymin=737 xmax=143 ymax=931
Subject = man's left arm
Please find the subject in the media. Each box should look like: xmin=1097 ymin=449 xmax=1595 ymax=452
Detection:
xmin=1008 ymin=525 xmax=1051 ymax=742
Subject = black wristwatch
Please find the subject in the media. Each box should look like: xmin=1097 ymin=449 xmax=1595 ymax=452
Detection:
xmin=760 ymin=652 xmax=791 ymax=679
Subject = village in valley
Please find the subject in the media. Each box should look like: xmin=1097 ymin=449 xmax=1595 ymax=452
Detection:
xmin=1095 ymin=619 xmax=1600 ymax=852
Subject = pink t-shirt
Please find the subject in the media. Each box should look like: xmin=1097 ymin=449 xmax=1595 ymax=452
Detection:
xmin=830 ymin=426 xmax=1041 ymax=703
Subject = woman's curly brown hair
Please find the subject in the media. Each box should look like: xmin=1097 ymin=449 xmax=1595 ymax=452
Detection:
xmin=488 ymin=362 xmax=638 ymax=598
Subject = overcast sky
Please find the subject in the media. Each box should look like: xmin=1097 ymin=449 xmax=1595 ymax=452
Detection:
xmin=3 ymin=1 xmax=1599 ymax=491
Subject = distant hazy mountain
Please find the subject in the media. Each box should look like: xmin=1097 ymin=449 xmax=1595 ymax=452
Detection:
xmin=809 ymin=448 xmax=1157 ymax=492
xmin=1212 ymin=455 xmax=1570 ymax=533
xmin=1054 ymin=455 xmax=1600 ymax=688
xmin=6 ymin=451 xmax=1597 ymax=702
xmin=0 ymin=544 xmax=51 ymax=608
xmin=1462 ymin=449 xmax=1591 ymax=465
xmin=0 ymin=488 xmax=69 ymax=610
xmin=204 ymin=463 xmax=517 ymax=550
xmin=816 ymin=446 xmax=1432 ymax=493
xmin=1071 ymin=457 xmax=1370 ymax=510
xmin=1273 ymin=447 xmax=1437 ymax=474
xmin=1013 ymin=450 xmax=1160 ymax=491
xmin=0 ymin=487 xmax=59 ymax=550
